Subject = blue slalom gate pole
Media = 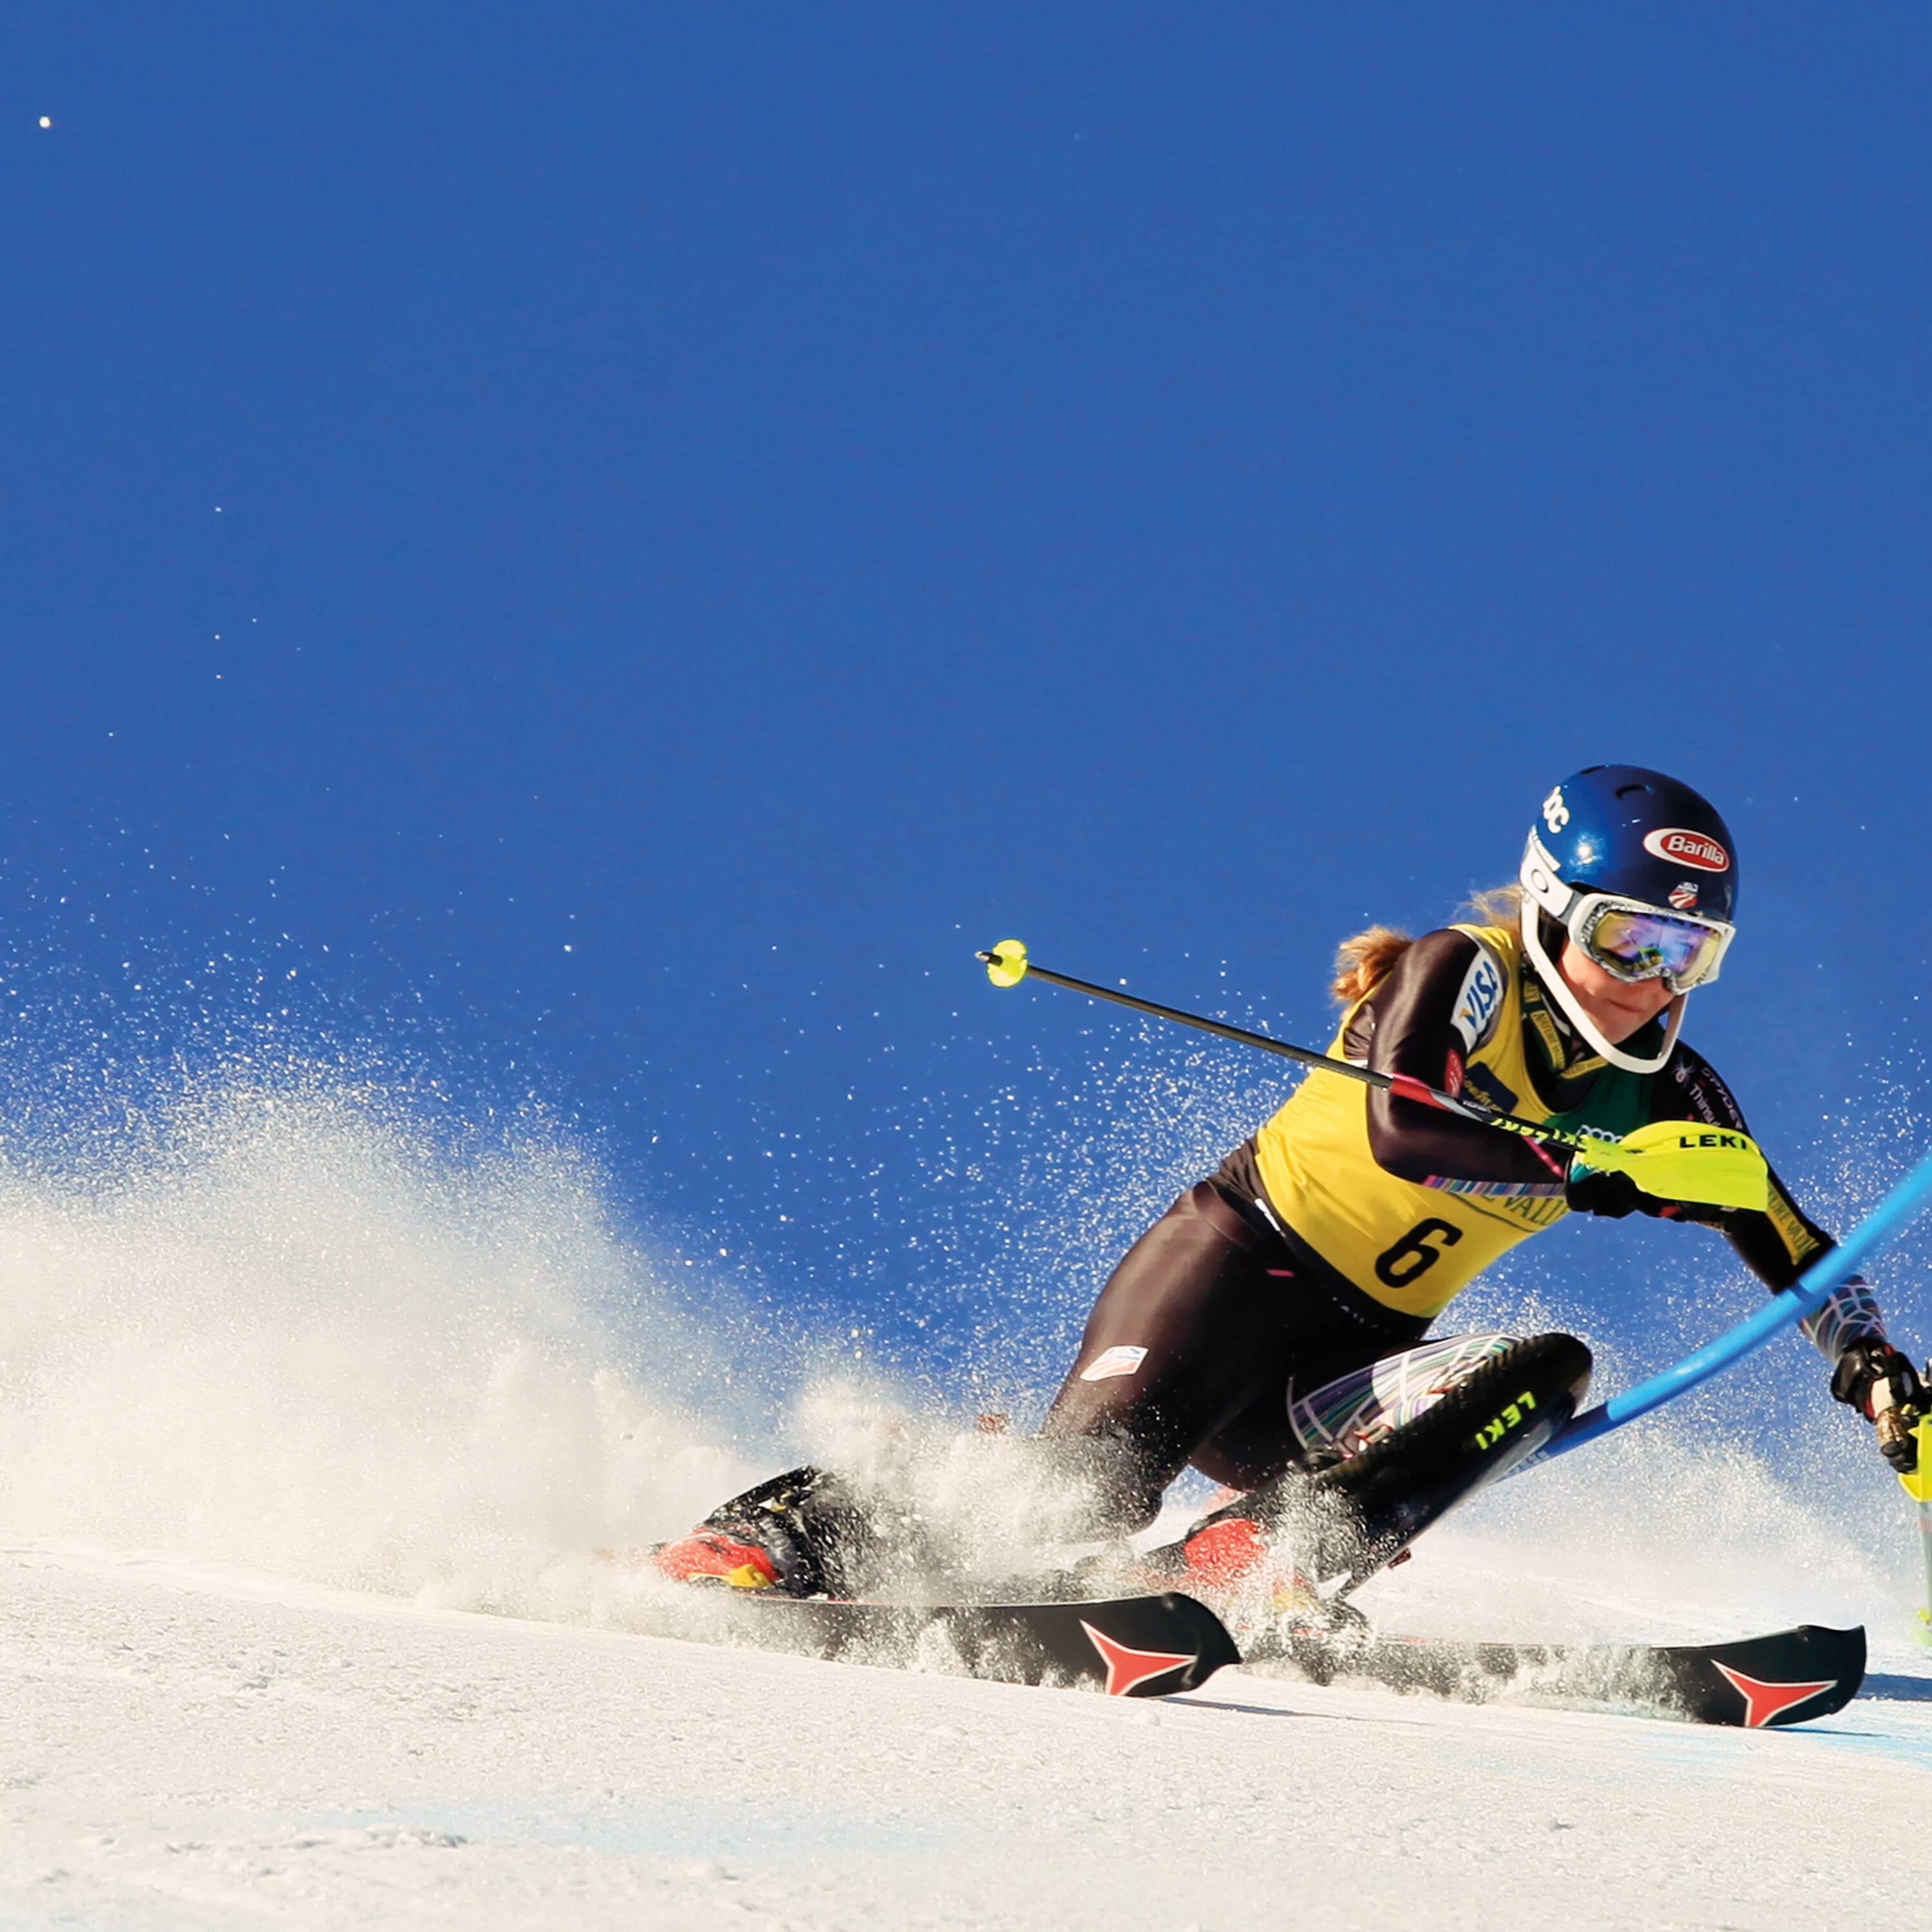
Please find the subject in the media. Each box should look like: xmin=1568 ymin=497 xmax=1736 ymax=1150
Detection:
xmin=1539 ymin=1144 xmax=1932 ymax=1463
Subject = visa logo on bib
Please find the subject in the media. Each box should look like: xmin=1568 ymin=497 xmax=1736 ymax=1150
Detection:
xmin=1451 ymin=950 xmax=1504 ymax=1050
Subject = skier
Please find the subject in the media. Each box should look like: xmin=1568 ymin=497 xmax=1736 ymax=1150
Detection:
xmin=656 ymin=766 xmax=1924 ymax=1611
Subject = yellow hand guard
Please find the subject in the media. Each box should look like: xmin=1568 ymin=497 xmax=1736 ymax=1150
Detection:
xmin=1576 ymin=1119 xmax=1770 ymax=1213
xmin=1899 ymin=1413 xmax=1932 ymax=1503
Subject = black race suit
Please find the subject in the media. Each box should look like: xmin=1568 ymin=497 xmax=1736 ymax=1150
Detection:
xmin=1041 ymin=927 xmax=1885 ymax=1531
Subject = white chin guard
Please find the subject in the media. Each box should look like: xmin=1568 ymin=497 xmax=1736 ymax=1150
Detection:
xmin=1517 ymin=833 xmax=1685 ymax=1075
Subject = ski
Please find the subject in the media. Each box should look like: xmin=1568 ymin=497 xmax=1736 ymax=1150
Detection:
xmin=1260 ymin=1620 xmax=1866 ymax=1727
xmin=712 ymin=1589 xmax=1242 ymax=1698
xmin=696 ymin=1584 xmax=1860 ymax=1725
xmin=649 ymin=1390 xmax=1873 ymax=1724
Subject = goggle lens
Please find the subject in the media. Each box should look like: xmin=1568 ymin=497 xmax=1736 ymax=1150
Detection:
xmin=1579 ymin=905 xmax=1728 ymax=991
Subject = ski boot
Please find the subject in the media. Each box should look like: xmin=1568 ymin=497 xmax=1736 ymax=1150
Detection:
xmin=1115 ymin=1492 xmax=1362 ymax=1661
xmin=652 ymin=1465 xmax=896 ymax=1599
xmin=1148 ymin=1494 xmax=1371 ymax=1668
xmin=652 ymin=1528 xmax=784 ymax=1592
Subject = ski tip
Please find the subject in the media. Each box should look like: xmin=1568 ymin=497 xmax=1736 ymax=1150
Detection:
xmin=1692 ymin=1623 xmax=1865 ymax=1727
xmin=1157 ymin=1591 xmax=1245 ymax=1678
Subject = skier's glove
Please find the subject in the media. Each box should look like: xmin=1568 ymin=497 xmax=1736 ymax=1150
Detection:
xmin=1564 ymin=1160 xmax=1727 ymax=1224
xmin=1830 ymin=1338 xmax=1927 ymax=1474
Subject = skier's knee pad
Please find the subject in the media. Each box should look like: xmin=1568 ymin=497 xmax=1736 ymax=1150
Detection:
xmin=1290 ymin=1330 xmax=1591 ymax=1461
xmin=1313 ymin=1331 xmax=1591 ymax=1513
xmin=1236 ymin=1332 xmax=1593 ymax=1587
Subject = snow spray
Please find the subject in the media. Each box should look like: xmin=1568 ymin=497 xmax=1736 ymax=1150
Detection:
xmin=0 ymin=1066 xmax=767 ymax=1618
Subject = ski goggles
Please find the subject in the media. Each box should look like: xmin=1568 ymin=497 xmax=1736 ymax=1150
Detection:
xmin=1568 ymin=895 xmax=1735 ymax=992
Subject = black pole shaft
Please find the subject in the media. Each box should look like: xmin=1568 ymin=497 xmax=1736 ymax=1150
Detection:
xmin=981 ymin=951 xmax=1586 ymax=1160
xmin=1013 ymin=960 xmax=1359 ymax=1078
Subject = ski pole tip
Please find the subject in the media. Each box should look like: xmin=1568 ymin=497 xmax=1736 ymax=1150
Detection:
xmin=982 ymin=940 xmax=1029 ymax=988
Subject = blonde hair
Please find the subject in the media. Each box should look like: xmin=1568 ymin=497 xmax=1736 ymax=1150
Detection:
xmin=1329 ymin=925 xmax=1414 ymax=1005
xmin=1328 ymin=884 xmax=1524 ymax=1005
xmin=1461 ymin=882 xmax=1524 ymax=929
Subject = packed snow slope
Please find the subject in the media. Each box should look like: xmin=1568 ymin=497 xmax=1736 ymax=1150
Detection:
xmin=6 ymin=1537 xmax=1932 ymax=1932
xmin=5 ymin=1071 xmax=1932 ymax=1927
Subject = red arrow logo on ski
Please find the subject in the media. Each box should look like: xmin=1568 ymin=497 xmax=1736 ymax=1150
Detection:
xmin=1079 ymin=1620 xmax=1197 ymax=1697
xmin=1711 ymin=1661 xmax=1839 ymax=1728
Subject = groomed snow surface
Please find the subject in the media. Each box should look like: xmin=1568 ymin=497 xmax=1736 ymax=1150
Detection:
xmin=4 ymin=1083 xmax=1931 ymax=1928
xmin=6 ymin=1534 xmax=1931 ymax=1932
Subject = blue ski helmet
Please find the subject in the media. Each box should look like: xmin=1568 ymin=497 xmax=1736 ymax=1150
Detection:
xmin=1523 ymin=765 xmax=1738 ymax=924
xmin=1519 ymin=766 xmax=1738 ymax=1072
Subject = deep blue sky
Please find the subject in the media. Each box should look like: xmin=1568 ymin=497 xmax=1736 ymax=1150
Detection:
xmin=5 ymin=8 xmax=1931 ymax=1411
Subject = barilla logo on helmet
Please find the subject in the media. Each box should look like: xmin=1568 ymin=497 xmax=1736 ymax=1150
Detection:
xmin=1642 ymin=828 xmax=1729 ymax=872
